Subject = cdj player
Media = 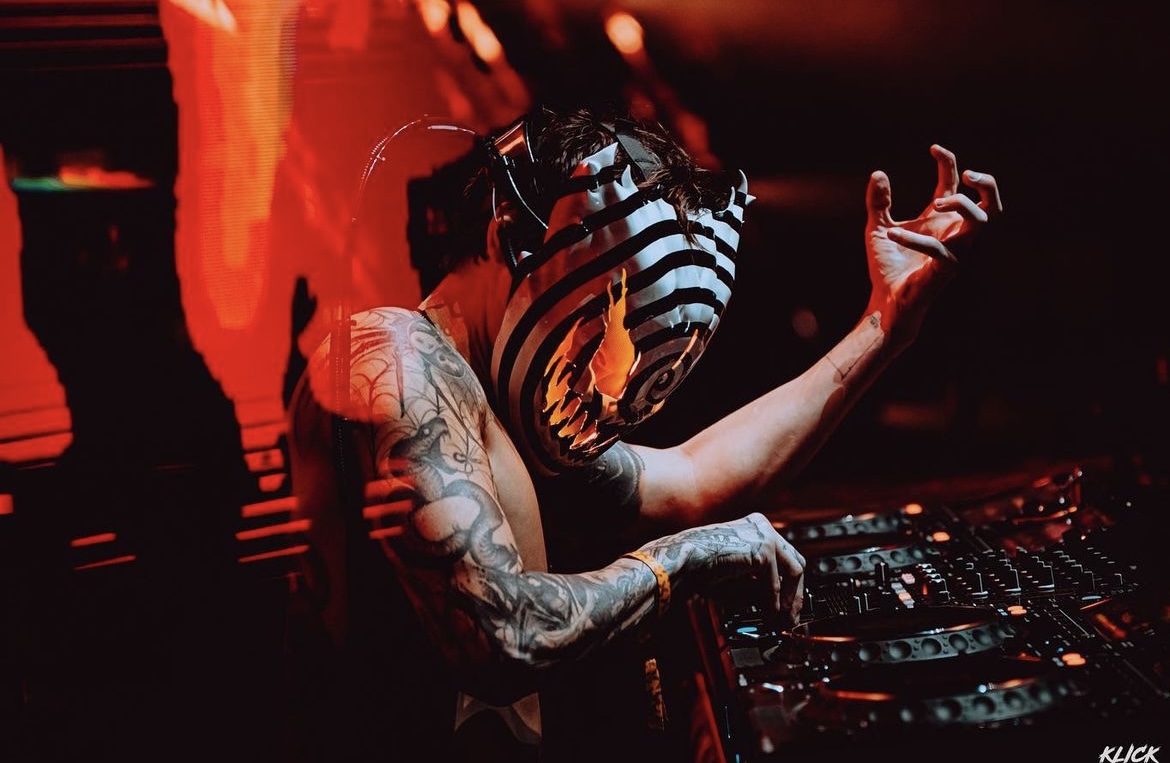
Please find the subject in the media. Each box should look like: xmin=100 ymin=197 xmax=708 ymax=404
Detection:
xmin=685 ymin=461 xmax=1169 ymax=762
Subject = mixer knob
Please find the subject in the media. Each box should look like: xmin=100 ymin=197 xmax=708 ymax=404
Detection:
xmin=991 ymin=560 xmax=1013 ymax=581
xmin=1080 ymin=570 xmax=1096 ymax=590
xmin=1038 ymin=564 xmax=1056 ymax=589
xmin=1023 ymin=553 xmax=1045 ymax=571
xmin=973 ymin=572 xmax=988 ymax=596
xmin=1003 ymin=568 xmax=1022 ymax=594
xmin=925 ymin=575 xmax=951 ymax=603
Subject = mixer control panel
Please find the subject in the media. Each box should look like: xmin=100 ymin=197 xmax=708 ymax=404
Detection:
xmin=687 ymin=465 xmax=1168 ymax=760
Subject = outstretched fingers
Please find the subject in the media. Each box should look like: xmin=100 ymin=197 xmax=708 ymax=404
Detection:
xmin=963 ymin=169 xmax=1004 ymax=215
xmin=931 ymin=144 xmax=960 ymax=199
xmin=933 ymin=191 xmax=988 ymax=224
xmin=866 ymin=170 xmax=894 ymax=229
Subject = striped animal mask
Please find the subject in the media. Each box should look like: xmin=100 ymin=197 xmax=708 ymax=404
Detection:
xmin=490 ymin=142 xmax=753 ymax=475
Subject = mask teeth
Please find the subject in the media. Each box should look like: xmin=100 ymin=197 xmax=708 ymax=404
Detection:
xmin=547 ymin=391 xmax=580 ymax=428
xmin=569 ymin=424 xmax=600 ymax=451
xmin=552 ymin=388 xmax=604 ymax=451
xmin=560 ymin=405 xmax=590 ymax=439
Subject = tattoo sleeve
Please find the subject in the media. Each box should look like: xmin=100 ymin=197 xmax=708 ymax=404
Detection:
xmin=535 ymin=442 xmax=646 ymax=541
xmin=346 ymin=310 xmax=663 ymax=703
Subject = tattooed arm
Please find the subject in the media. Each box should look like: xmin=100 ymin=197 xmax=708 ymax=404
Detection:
xmin=321 ymin=308 xmax=802 ymax=706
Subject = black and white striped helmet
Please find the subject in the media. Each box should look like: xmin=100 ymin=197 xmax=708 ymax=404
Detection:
xmin=490 ymin=141 xmax=753 ymax=475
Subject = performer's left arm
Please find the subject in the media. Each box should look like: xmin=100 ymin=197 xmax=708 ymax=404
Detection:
xmin=627 ymin=145 xmax=1003 ymax=532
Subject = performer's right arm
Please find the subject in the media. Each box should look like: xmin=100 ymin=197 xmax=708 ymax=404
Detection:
xmin=299 ymin=308 xmax=803 ymax=706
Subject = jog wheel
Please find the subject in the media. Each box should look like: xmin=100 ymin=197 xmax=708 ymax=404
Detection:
xmin=781 ymin=605 xmax=1010 ymax=666
xmin=773 ymin=507 xmax=912 ymax=541
xmin=798 ymin=532 xmax=927 ymax=577
xmin=798 ymin=654 xmax=1074 ymax=729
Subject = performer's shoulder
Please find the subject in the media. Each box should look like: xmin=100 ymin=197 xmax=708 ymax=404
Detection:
xmin=350 ymin=305 xmax=429 ymax=332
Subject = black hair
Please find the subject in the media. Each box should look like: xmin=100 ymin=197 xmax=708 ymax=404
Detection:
xmin=532 ymin=105 xmax=729 ymax=229
xmin=406 ymin=105 xmax=730 ymax=288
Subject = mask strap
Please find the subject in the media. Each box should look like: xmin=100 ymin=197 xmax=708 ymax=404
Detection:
xmin=484 ymin=114 xmax=551 ymax=273
xmin=606 ymin=119 xmax=660 ymax=186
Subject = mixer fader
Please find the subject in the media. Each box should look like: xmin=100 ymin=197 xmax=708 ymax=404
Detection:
xmin=687 ymin=463 xmax=1169 ymax=761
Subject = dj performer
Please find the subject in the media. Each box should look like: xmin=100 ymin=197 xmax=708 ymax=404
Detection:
xmin=285 ymin=105 xmax=1003 ymax=762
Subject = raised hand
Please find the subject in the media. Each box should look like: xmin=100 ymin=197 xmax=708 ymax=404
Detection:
xmin=864 ymin=144 xmax=1003 ymax=341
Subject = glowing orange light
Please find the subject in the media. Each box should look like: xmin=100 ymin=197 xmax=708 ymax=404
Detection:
xmin=241 ymin=496 xmax=297 ymax=518
xmin=240 ymin=423 xmax=286 ymax=452
xmin=605 ymin=11 xmax=644 ymax=56
xmin=245 ymin=448 xmax=285 ymax=473
xmin=1060 ymin=652 xmax=1087 ymax=667
xmin=833 ymin=689 xmax=897 ymax=701
xmin=592 ymin=270 xmax=640 ymax=399
xmin=929 ymin=530 xmax=951 ymax=543
xmin=1091 ymin=613 xmax=1127 ymax=641
xmin=542 ymin=271 xmax=641 ymax=451
xmin=257 ymin=473 xmax=285 ymax=493
xmin=0 ymin=434 xmax=72 ymax=464
xmin=71 ymin=533 xmax=117 ymax=548
xmin=166 ymin=0 xmax=238 ymax=33
xmin=238 ymin=545 xmax=308 ymax=565
xmin=75 ymin=555 xmax=136 ymax=572
xmin=57 ymin=165 xmax=153 ymax=190
xmin=416 ymin=0 xmax=452 ymax=35
xmin=0 ymin=494 xmax=11 ymax=516
xmin=544 ymin=319 xmax=582 ymax=425
xmin=903 ymin=503 xmax=924 ymax=515
xmin=456 ymin=2 xmax=503 ymax=63
xmin=235 ymin=519 xmax=310 ymax=542
xmin=362 ymin=499 xmax=414 ymax=521
xmin=1007 ymin=604 xmax=1028 ymax=616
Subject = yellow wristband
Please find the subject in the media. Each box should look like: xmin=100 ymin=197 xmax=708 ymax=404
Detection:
xmin=623 ymin=549 xmax=671 ymax=618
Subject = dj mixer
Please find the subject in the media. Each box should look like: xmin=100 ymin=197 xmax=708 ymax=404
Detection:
xmin=686 ymin=463 xmax=1169 ymax=761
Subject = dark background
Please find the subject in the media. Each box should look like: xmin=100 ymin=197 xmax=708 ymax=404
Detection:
xmin=471 ymin=0 xmax=1170 ymax=486
xmin=1 ymin=1 xmax=1168 ymax=761
xmin=3 ymin=0 xmax=1166 ymax=500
